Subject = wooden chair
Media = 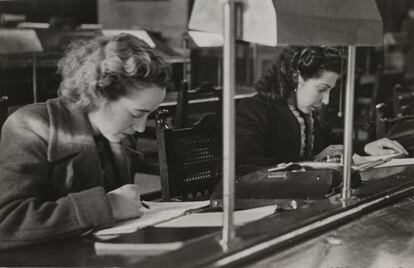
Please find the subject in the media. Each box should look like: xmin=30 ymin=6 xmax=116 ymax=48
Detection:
xmin=136 ymin=80 xmax=222 ymax=176
xmin=174 ymin=80 xmax=222 ymax=129
xmin=0 ymin=96 xmax=9 ymax=138
xmin=174 ymin=80 xmax=189 ymax=129
xmin=375 ymin=102 xmax=414 ymax=143
xmin=371 ymin=83 xmax=414 ymax=139
xmin=156 ymin=112 xmax=222 ymax=201
xmin=392 ymin=84 xmax=414 ymax=117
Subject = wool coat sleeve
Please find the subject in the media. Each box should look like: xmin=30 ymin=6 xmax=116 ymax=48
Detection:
xmin=0 ymin=108 xmax=114 ymax=249
xmin=236 ymin=98 xmax=307 ymax=176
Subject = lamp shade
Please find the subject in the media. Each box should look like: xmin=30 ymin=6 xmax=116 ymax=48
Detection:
xmin=188 ymin=0 xmax=383 ymax=46
xmin=0 ymin=29 xmax=43 ymax=54
xmin=187 ymin=30 xmax=223 ymax=47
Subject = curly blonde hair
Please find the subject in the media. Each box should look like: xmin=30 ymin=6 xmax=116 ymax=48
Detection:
xmin=57 ymin=33 xmax=170 ymax=111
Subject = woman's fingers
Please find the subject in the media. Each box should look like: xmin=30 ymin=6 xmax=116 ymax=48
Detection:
xmin=364 ymin=138 xmax=408 ymax=156
xmin=390 ymin=140 xmax=408 ymax=155
xmin=382 ymin=138 xmax=408 ymax=155
xmin=107 ymin=184 xmax=144 ymax=221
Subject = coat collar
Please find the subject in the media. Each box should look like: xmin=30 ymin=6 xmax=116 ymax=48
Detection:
xmin=46 ymin=97 xmax=97 ymax=162
xmin=45 ymin=97 xmax=133 ymax=185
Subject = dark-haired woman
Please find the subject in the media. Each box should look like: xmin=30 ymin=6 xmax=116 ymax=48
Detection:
xmin=236 ymin=46 xmax=407 ymax=176
xmin=0 ymin=33 xmax=170 ymax=248
xmin=236 ymin=46 xmax=344 ymax=175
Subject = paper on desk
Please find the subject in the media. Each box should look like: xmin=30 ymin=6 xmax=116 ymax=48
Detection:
xmin=352 ymin=153 xmax=403 ymax=166
xmin=94 ymin=241 xmax=184 ymax=256
xmin=373 ymin=158 xmax=414 ymax=168
xmin=352 ymin=153 xmax=414 ymax=169
xmin=155 ymin=205 xmax=276 ymax=228
xmin=94 ymin=200 xmax=210 ymax=236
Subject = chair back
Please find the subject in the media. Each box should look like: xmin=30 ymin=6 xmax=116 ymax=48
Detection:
xmin=392 ymin=84 xmax=414 ymax=116
xmin=375 ymin=101 xmax=414 ymax=146
xmin=0 ymin=96 xmax=9 ymax=137
xmin=373 ymin=83 xmax=414 ymax=139
xmin=174 ymin=80 xmax=222 ymax=128
xmin=174 ymin=80 xmax=189 ymax=129
xmin=374 ymin=102 xmax=392 ymax=139
xmin=157 ymin=112 xmax=222 ymax=201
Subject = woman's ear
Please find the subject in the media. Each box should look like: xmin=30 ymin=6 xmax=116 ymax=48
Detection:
xmin=293 ymin=71 xmax=301 ymax=83
xmin=292 ymin=72 xmax=297 ymax=82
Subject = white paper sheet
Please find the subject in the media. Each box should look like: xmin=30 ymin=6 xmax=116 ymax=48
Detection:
xmin=374 ymin=158 xmax=414 ymax=168
xmin=155 ymin=205 xmax=276 ymax=228
xmin=94 ymin=241 xmax=184 ymax=256
xmin=352 ymin=153 xmax=403 ymax=165
xmin=94 ymin=200 xmax=210 ymax=236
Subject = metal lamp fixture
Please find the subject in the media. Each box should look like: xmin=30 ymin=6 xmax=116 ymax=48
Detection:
xmin=189 ymin=0 xmax=382 ymax=46
xmin=188 ymin=0 xmax=383 ymax=250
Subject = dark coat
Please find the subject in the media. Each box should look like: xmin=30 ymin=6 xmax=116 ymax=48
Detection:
xmin=0 ymin=97 xmax=139 ymax=249
xmin=236 ymin=94 xmax=339 ymax=175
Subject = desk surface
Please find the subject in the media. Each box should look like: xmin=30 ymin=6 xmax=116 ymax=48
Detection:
xmin=0 ymin=227 xmax=220 ymax=267
xmin=1 ymin=165 xmax=414 ymax=267
xmin=247 ymin=196 xmax=414 ymax=268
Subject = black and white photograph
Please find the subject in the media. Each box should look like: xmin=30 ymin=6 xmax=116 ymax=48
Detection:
xmin=1 ymin=0 xmax=414 ymax=267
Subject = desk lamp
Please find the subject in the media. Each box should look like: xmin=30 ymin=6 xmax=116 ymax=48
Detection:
xmin=0 ymin=29 xmax=43 ymax=103
xmin=188 ymin=0 xmax=383 ymax=250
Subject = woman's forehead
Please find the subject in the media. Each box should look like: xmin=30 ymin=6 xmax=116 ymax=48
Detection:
xmin=310 ymin=70 xmax=339 ymax=81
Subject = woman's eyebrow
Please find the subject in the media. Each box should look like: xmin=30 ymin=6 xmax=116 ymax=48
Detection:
xmin=132 ymin=108 xmax=151 ymax=113
xmin=318 ymin=83 xmax=331 ymax=87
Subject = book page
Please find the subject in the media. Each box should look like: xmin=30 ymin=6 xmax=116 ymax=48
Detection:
xmin=94 ymin=200 xmax=210 ymax=236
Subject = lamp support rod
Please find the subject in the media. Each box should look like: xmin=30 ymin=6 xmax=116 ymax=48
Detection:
xmin=221 ymin=0 xmax=237 ymax=251
xmin=342 ymin=45 xmax=356 ymax=200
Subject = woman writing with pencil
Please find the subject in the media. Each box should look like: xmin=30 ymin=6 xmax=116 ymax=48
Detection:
xmin=235 ymin=46 xmax=407 ymax=176
xmin=0 ymin=33 xmax=169 ymax=249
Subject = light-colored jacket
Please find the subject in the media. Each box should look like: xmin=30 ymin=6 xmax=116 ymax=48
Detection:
xmin=0 ymin=97 xmax=139 ymax=249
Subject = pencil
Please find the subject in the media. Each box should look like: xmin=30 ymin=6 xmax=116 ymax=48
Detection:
xmin=141 ymin=201 xmax=150 ymax=209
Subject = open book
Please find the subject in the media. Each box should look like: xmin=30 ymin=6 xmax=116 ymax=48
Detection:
xmin=351 ymin=152 xmax=413 ymax=170
xmin=93 ymin=200 xmax=210 ymax=236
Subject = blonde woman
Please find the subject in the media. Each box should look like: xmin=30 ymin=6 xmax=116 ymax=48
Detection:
xmin=0 ymin=33 xmax=170 ymax=248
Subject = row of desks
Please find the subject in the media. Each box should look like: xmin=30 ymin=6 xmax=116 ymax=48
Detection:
xmin=160 ymin=86 xmax=256 ymax=107
xmin=1 ymin=164 xmax=414 ymax=267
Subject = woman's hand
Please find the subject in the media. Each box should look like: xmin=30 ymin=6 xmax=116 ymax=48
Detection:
xmin=106 ymin=184 xmax=144 ymax=222
xmin=364 ymin=138 xmax=408 ymax=156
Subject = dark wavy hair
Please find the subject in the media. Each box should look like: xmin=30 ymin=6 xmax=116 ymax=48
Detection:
xmin=255 ymin=46 xmax=344 ymax=100
xmin=57 ymin=33 xmax=170 ymax=111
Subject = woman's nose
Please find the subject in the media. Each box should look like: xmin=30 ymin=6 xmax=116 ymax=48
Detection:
xmin=322 ymin=92 xmax=330 ymax=105
xmin=133 ymin=118 xmax=147 ymax=133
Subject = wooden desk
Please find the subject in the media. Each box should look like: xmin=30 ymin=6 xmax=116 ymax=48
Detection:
xmin=138 ymin=165 xmax=414 ymax=267
xmin=1 ymin=165 xmax=413 ymax=267
xmin=0 ymin=227 xmax=219 ymax=267
xmin=247 ymin=196 xmax=414 ymax=268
